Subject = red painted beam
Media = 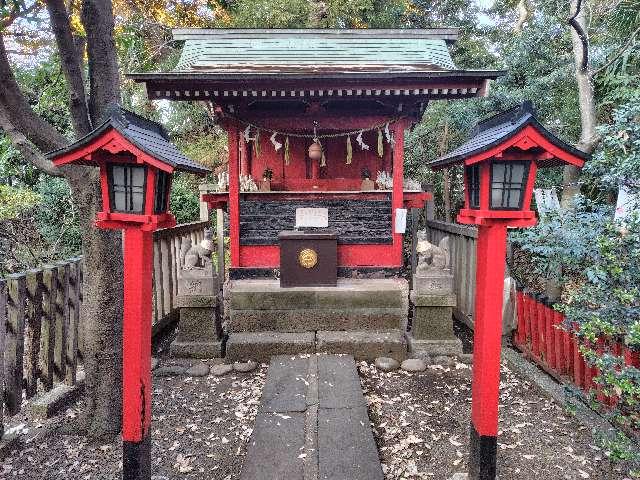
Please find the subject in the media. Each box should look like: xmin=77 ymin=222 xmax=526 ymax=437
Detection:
xmin=238 ymin=243 xmax=401 ymax=268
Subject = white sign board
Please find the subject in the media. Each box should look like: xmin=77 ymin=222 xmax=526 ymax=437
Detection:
xmin=395 ymin=208 xmax=407 ymax=234
xmin=295 ymin=208 xmax=329 ymax=228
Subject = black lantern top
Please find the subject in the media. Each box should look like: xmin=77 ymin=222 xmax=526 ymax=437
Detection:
xmin=47 ymin=105 xmax=210 ymax=175
xmin=428 ymin=102 xmax=589 ymax=226
xmin=47 ymin=105 xmax=209 ymax=229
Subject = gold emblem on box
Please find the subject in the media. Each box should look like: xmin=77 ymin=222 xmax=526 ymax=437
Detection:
xmin=298 ymin=248 xmax=318 ymax=269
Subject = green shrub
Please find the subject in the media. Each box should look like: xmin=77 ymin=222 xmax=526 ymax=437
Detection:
xmin=169 ymin=174 xmax=201 ymax=224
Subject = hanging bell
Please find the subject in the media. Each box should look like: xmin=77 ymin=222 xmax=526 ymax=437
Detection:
xmin=308 ymin=141 xmax=323 ymax=161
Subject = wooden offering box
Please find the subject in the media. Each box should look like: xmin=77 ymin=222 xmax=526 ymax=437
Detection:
xmin=279 ymin=231 xmax=337 ymax=288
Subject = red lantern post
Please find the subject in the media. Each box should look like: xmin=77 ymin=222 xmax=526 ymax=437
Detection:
xmin=428 ymin=102 xmax=588 ymax=479
xmin=48 ymin=106 xmax=209 ymax=479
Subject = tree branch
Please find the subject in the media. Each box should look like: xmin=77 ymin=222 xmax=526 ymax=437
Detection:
xmin=46 ymin=0 xmax=92 ymax=136
xmin=0 ymin=106 xmax=61 ymax=177
xmin=1 ymin=1 xmax=41 ymax=29
xmin=0 ymin=33 xmax=68 ymax=152
xmin=81 ymin=0 xmax=120 ymax=122
xmin=593 ymin=26 xmax=640 ymax=76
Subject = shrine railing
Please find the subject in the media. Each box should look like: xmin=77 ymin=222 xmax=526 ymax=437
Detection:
xmin=152 ymin=220 xmax=210 ymax=327
xmin=0 ymin=220 xmax=210 ymax=426
xmin=425 ymin=219 xmax=478 ymax=329
xmin=513 ymin=288 xmax=639 ymax=407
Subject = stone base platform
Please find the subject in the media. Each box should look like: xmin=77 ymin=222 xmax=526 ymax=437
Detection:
xmin=406 ymin=335 xmax=462 ymax=360
xmin=225 ymin=278 xmax=408 ymax=362
xmin=226 ymin=330 xmax=406 ymax=363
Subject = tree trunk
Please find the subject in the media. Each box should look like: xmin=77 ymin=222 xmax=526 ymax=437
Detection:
xmin=69 ymin=175 xmax=124 ymax=439
xmin=81 ymin=0 xmax=120 ymax=122
xmin=46 ymin=0 xmax=92 ymax=137
xmin=562 ymin=0 xmax=598 ymax=209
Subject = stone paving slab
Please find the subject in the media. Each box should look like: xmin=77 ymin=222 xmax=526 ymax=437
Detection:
xmin=240 ymin=411 xmax=306 ymax=480
xmin=240 ymin=354 xmax=382 ymax=480
xmin=261 ymin=355 xmax=310 ymax=413
xmin=317 ymin=355 xmax=366 ymax=409
xmin=318 ymin=405 xmax=384 ymax=480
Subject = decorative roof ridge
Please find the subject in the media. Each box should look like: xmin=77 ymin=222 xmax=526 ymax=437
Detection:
xmin=172 ymin=28 xmax=460 ymax=43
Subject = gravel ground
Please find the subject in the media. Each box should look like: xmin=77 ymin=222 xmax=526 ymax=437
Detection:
xmin=2 ymin=354 xmax=635 ymax=480
xmin=1 ymin=359 xmax=266 ymax=480
xmin=360 ymin=357 xmax=635 ymax=480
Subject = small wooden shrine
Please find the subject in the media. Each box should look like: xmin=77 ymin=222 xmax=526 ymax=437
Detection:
xmin=132 ymin=29 xmax=502 ymax=277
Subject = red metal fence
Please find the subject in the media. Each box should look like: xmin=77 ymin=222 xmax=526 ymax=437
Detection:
xmin=512 ymin=288 xmax=640 ymax=406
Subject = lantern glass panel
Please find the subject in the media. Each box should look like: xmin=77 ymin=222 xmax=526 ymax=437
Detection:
xmin=466 ymin=164 xmax=481 ymax=209
xmin=490 ymin=161 xmax=528 ymax=210
xmin=109 ymin=164 xmax=146 ymax=213
xmin=154 ymin=170 xmax=170 ymax=213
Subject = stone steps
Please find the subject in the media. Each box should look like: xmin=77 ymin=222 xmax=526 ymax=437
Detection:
xmin=229 ymin=278 xmax=408 ymax=310
xmin=226 ymin=330 xmax=406 ymax=362
xmin=229 ymin=307 xmax=406 ymax=333
xmin=226 ymin=278 xmax=409 ymax=362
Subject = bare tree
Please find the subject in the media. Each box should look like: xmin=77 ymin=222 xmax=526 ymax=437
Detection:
xmin=0 ymin=0 xmax=124 ymax=439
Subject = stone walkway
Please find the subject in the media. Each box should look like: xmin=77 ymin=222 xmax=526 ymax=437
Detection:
xmin=240 ymin=354 xmax=383 ymax=480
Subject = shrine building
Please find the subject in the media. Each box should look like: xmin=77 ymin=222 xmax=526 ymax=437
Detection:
xmin=131 ymin=29 xmax=503 ymax=360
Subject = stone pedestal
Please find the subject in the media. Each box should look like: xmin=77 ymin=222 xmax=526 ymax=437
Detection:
xmin=407 ymin=272 xmax=462 ymax=359
xmin=170 ymin=270 xmax=222 ymax=358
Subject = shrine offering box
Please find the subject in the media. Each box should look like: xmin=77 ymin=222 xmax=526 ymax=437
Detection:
xmin=278 ymin=231 xmax=337 ymax=288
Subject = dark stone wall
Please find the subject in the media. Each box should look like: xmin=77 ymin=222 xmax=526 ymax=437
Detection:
xmin=239 ymin=199 xmax=392 ymax=245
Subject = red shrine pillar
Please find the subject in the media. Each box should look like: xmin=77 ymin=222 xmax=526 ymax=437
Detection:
xmin=228 ymin=126 xmax=241 ymax=267
xmin=469 ymin=221 xmax=508 ymax=479
xmin=121 ymin=227 xmax=154 ymax=479
xmin=240 ymin=135 xmax=250 ymax=177
xmin=391 ymin=121 xmax=405 ymax=267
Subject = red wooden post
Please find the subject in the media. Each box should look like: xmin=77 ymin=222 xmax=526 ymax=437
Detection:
xmin=228 ymin=126 xmax=241 ymax=268
xmin=515 ymin=290 xmax=526 ymax=348
xmin=523 ymin=293 xmax=532 ymax=351
xmin=469 ymin=222 xmax=508 ymax=480
xmin=573 ymin=335 xmax=584 ymax=389
xmin=563 ymin=318 xmax=573 ymax=377
xmin=529 ymin=294 xmax=540 ymax=359
xmin=240 ymin=136 xmax=249 ymax=177
xmin=553 ymin=311 xmax=566 ymax=375
xmin=545 ymin=304 xmax=556 ymax=370
xmin=536 ymin=299 xmax=547 ymax=363
xmin=122 ymin=228 xmax=154 ymax=479
xmin=391 ymin=121 xmax=405 ymax=268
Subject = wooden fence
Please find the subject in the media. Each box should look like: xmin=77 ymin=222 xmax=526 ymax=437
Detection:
xmin=513 ymin=288 xmax=640 ymax=407
xmin=0 ymin=220 xmax=209 ymax=428
xmin=151 ymin=220 xmax=210 ymax=326
xmin=425 ymin=219 xmax=478 ymax=329
xmin=0 ymin=257 xmax=83 ymax=432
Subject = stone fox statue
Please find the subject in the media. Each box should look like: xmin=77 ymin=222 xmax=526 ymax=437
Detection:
xmin=180 ymin=229 xmax=214 ymax=270
xmin=415 ymin=232 xmax=450 ymax=274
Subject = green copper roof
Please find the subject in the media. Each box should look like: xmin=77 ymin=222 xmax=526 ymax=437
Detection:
xmin=172 ymin=29 xmax=459 ymax=75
